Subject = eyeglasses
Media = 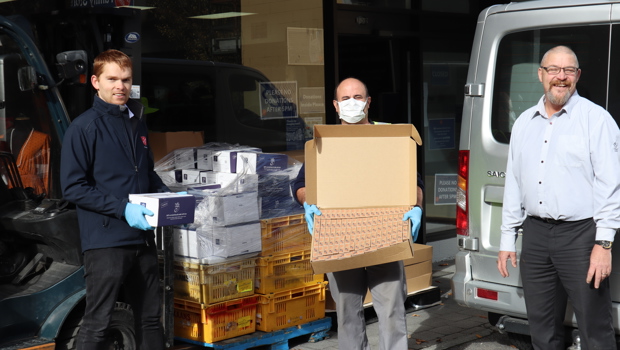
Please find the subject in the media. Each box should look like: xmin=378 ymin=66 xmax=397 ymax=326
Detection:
xmin=540 ymin=66 xmax=579 ymax=76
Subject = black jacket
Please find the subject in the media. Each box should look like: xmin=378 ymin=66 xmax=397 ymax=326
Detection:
xmin=61 ymin=95 xmax=169 ymax=252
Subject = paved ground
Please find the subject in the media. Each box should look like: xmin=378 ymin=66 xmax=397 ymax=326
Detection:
xmin=287 ymin=259 xmax=518 ymax=350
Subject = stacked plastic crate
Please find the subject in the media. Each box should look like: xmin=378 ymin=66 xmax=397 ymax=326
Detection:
xmin=171 ymin=186 xmax=262 ymax=344
xmin=154 ymin=143 xmax=309 ymax=344
xmin=255 ymin=214 xmax=327 ymax=332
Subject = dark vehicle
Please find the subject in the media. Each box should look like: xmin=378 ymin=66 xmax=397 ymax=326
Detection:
xmin=0 ymin=15 xmax=135 ymax=350
xmin=142 ymin=58 xmax=306 ymax=153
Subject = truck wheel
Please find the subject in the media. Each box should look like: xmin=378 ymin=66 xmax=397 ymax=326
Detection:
xmin=507 ymin=332 xmax=534 ymax=350
xmin=56 ymin=302 xmax=136 ymax=350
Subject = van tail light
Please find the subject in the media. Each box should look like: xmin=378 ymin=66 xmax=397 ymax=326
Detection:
xmin=456 ymin=150 xmax=469 ymax=236
xmin=476 ymin=288 xmax=498 ymax=301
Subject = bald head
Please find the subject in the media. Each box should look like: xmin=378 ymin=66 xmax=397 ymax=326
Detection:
xmin=334 ymin=78 xmax=369 ymax=101
xmin=541 ymin=45 xmax=579 ymax=67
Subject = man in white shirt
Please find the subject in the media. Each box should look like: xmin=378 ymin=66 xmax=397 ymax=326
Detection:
xmin=497 ymin=45 xmax=620 ymax=349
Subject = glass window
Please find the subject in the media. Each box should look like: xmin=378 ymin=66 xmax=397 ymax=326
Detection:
xmin=142 ymin=74 xmax=216 ymax=135
xmin=492 ymin=26 xmax=609 ymax=143
xmin=336 ymin=0 xmax=410 ymax=9
xmin=0 ymin=34 xmax=57 ymax=198
xmin=607 ymin=24 xmax=620 ymax=123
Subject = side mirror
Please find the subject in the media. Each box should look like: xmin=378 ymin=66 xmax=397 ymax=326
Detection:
xmin=17 ymin=66 xmax=37 ymax=92
xmin=56 ymin=50 xmax=88 ymax=85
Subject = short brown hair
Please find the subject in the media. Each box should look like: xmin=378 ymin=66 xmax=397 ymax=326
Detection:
xmin=92 ymin=49 xmax=133 ymax=78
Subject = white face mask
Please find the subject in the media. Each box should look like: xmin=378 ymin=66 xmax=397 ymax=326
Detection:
xmin=337 ymin=98 xmax=367 ymax=124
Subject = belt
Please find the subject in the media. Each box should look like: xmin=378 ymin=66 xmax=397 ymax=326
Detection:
xmin=529 ymin=216 xmax=564 ymax=225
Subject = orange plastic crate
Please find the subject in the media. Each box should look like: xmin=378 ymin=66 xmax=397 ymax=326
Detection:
xmin=173 ymin=257 xmax=256 ymax=305
xmin=256 ymin=283 xmax=327 ymax=332
xmin=174 ymin=296 xmax=258 ymax=343
xmin=255 ymin=250 xmax=324 ymax=294
xmin=260 ymin=214 xmax=312 ymax=256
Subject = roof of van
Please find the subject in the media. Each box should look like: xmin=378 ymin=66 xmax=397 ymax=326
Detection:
xmin=482 ymin=0 xmax=620 ymax=18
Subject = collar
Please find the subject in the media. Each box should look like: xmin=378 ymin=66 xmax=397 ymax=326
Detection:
xmin=93 ymin=95 xmax=144 ymax=120
xmin=532 ymin=90 xmax=580 ymax=120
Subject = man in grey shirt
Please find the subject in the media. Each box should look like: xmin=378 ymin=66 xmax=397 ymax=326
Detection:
xmin=497 ymin=45 xmax=620 ymax=349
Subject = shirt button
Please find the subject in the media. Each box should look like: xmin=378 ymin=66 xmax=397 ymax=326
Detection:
xmin=541 ymin=160 xmax=544 ymax=163
xmin=539 ymin=181 xmax=542 ymax=184
xmin=539 ymin=201 xmax=542 ymax=204
xmin=545 ymin=140 xmax=548 ymax=143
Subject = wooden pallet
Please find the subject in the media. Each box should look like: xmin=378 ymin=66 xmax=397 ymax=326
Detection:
xmin=173 ymin=317 xmax=331 ymax=350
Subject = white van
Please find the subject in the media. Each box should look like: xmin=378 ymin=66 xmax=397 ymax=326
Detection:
xmin=452 ymin=1 xmax=620 ymax=348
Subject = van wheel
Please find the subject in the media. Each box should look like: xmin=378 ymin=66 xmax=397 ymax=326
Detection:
xmin=56 ymin=302 xmax=136 ymax=350
xmin=507 ymin=332 xmax=534 ymax=350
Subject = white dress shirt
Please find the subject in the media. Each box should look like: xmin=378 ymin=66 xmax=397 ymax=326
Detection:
xmin=500 ymin=92 xmax=620 ymax=252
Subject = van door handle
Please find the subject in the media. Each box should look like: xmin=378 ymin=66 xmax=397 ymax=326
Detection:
xmin=464 ymin=83 xmax=484 ymax=97
xmin=483 ymin=185 xmax=504 ymax=204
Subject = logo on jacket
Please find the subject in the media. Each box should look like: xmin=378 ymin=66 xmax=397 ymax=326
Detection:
xmin=141 ymin=136 xmax=147 ymax=146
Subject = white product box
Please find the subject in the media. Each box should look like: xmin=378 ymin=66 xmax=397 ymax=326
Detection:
xmin=212 ymin=147 xmax=261 ymax=173
xmin=191 ymin=222 xmax=261 ymax=259
xmin=173 ymin=225 xmax=190 ymax=257
xmin=197 ymin=191 xmax=259 ymax=226
xmin=195 ymin=148 xmax=213 ymax=170
xmin=215 ymin=172 xmax=259 ymax=193
xmin=174 ymin=148 xmax=195 ymax=169
xmin=128 ymin=193 xmax=195 ymax=227
xmin=181 ymin=169 xmax=202 ymax=185
xmin=212 ymin=150 xmax=239 ymax=173
xmin=199 ymin=170 xmax=217 ymax=185
xmin=236 ymin=152 xmax=288 ymax=175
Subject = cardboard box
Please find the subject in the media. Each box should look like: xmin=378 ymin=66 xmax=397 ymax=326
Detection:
xmin=305 ymin=124 xmax=422 ymax=274
xmin=403 ymin=243 xmax=433 ymax=266
xmin=148 ymin=131 xmax=204 ymax=163
xmin=325 ymin=244 xmax=433 ymax=308
xmin=236 ymin=152 xmax=288 ymax=174
xmin=404 ymin=260 xmax=433 ymax=293
xmin=128 ymin=193 xmax=195 ymax=226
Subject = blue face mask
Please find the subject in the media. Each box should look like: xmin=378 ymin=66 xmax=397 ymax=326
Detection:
xmin=337 ymin=98 xmax=367 ymax=123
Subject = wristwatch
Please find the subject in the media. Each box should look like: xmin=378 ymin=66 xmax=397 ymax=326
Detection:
xmin=595 ymin=240 xmax=613 ymax=249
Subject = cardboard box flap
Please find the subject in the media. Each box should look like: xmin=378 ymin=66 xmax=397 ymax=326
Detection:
xmin=313 ymin=124 xmax=422 ymax=146
xmin=305 ymin=124 xmax=421 ymax=209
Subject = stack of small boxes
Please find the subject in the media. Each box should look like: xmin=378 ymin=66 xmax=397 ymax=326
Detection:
xmin=154 ymin=143 xmax=310 ymax=344
xmin=255 ymin=214 xmax=327 ymax=333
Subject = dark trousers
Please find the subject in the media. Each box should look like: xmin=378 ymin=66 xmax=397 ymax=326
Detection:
xmin=77 ymin=243 xmax=164 ymax=350
xmin=521 ymin=217 xmax=615 ymax=350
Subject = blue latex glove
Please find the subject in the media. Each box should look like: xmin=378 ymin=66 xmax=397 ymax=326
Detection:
xmin=303 ymin=202 xmax=321 ymax=235
xmin=403 ymin=206 xmax=423 ymax=242
xmin=125 ymin=203 xmax=155 ymax=231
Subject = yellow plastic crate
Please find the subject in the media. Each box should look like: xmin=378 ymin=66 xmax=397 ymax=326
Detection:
xmin=256 ymin=282 xmax=327 ymax=332
xmin=173 ymin=257 xmax=256 ymax=305
xmin=255 ymin=250 xmax=324 ymax=294
xmin=174 ymin=296 xmax=257 ymax=343
xmin=260 ymin=214 xmax=312 ymax=256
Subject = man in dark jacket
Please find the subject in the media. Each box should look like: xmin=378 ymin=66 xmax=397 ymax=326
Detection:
xmin=61 ymin=49 xmax=169 ymax=350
